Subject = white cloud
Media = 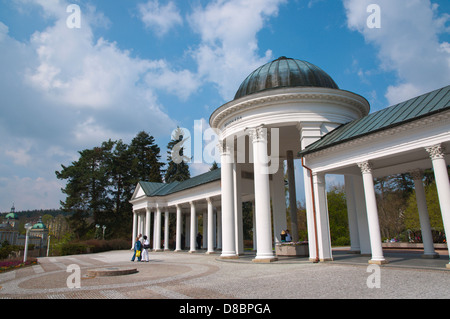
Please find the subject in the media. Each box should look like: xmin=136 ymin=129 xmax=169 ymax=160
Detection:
xmin=0 ymin=176 xmax=64 ymax=211
xmin=188 ymin=0 xmax=286 ymax=100
xmin=138 ymin=0 xmax=183 ymax=36
xmin=344 ymin=0 xmax=450 ymax=105
xmin=0 ymin=0 xmax=192 ymax=209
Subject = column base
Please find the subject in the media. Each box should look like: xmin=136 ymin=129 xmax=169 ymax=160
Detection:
xmin=205 ymin=251 xmax=216 ymax=255
xmin=422 ymin=252 xmax=440 ymax=259
xmin=369 ymin=259 xmax=388 ymax=265
xmin=174 ymin=250 xmax=183 ymax=253
xmin=252 ymin=257 xmax=278 ymax=263
xmin=188 ymin=250 xmax=197 ymax=254
xmin=219 ymin=255 xmax=239 ymax=259
xmin=153 ymin=249 xmax=163 ymax=252
xmin=320 ymin=258 xmax=333 ymax=262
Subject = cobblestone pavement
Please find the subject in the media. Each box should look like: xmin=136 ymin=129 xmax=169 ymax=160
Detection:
xmin=1 ymin=249 xmax=449 ymax=300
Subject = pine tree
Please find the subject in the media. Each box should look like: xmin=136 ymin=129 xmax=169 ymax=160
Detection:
xmin=130 ymin=131 xmax=164 ymax=183
xmin=210 ymin=161 xmax=219 ymax=171
xmin=165 ymin=127 xmax=191 ymax=183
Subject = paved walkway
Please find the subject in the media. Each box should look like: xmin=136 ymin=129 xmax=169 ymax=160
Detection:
xmin=0 ymin=248 xmax=449 ymax=300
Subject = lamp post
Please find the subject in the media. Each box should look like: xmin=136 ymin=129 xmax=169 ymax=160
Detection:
xmin=102 ymin=225 xmax=106 ymax=240
xmin=46 ymin=235 xmax=51 ymax=257
xmin=23 ymin=223 xmax=32 ymax=263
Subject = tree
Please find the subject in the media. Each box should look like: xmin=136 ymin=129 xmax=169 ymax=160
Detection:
xmin=327 ymin=185 xmax=350 ymax=246
xmin=165 ymin=127 xmax=191 ymax=183
xmin=403 ymin=182 xmax=444 ymax=233
xmin=210 ymin=161 xmax=219 ymax=171
xmin=55 ymin=131 xmax=164 ymax=240
xmin=130 ymin=131 xmax=164 ymax=183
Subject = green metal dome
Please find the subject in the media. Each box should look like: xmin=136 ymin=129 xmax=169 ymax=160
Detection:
xmin=5 ymin=212 xmax=18 ymax=220
xmin=234 ymin=57 xmax=339 ymax=100
xmin=32 ymin=217 xmax=47 ymax=229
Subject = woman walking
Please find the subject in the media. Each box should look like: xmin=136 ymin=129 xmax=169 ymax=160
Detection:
xmin=142 ymin=235 xmax=150 ymax=262
xmin=131 ymin=234 xmax=142 ymax=262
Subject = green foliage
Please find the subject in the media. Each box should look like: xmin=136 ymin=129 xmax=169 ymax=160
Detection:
xmin=327 ymin=185 xmax=350 ymax=246
xmin=403 ymin=182 xmax=443 ymax=232
xmin=164 ymin=127 xmax=191 ymax=183
xmin=53 ymin=239 xmax=129 ymax=256
xmin=55 ymin=131 xmax=164 ymax=240
xmin=0 ymin=245 xmax=23 ymax=260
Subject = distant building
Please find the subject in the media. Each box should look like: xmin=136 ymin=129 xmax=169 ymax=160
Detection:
xmin=0 ymin=204 xmax=19 ymax=245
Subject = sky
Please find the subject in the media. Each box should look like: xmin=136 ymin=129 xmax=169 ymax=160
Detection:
xmin=0 ymin=0 xmax=449 ymax=212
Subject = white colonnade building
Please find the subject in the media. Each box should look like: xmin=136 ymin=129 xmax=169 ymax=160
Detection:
xmin=130 ymin=57 xmax=450 ymax=268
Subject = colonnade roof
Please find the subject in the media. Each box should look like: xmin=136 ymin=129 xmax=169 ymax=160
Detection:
xmin=138 ymin=168 xmax=221 ymax=197
xmin=299 ymin=85 xmax=450 ymax=156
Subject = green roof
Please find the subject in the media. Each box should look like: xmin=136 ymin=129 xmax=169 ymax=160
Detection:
xmin=299 ymin=85 xmax=450 ymax=156
xmin=234 ymin=57 xmax=339 ymax=100
xmin=138 ymin=168 xmax=221 ymax=197
xmin=5 ymin=212 xmax=18 ymax=219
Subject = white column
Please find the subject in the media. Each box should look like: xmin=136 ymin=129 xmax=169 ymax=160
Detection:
xmin=216 ymin=207 xmax=222 ymax=250
xmin=153 ymin=211 xmax=157 ymax=250
xmin=353 ymin=174 xmax=371 ymax=255
xmin=175 ymin=205 xmax=182 ymax=252
xmin=357 ymin=161 xmax=387 ymax=264
xmin=234 ymin=163 xmax=244 ymax=255
xmin=164 ymin=210 xmax=169 ymax=251
xmin=303 ymin=166 xmax=318 ymax=262
xmin=206 ymin=198 xmax=215 ymax=254
xmin=344 ymin=175 xmax=361 ymax=254
xmin=219 ymin=141 xmax=237 ymax=258
xmin=313 ymin=172 xmax=332 ymax=261
xmin=203 ymin=211 xmax=207 ymax=249
xmin=131 ymin=210 xmax=138 ymax=248
xmin=145 ymin=208 xmax=151 ymax=244
xmin=410 ymin=170 xmax=438 ymax=258
xmin=248 ymin=126 xmax=277 ymax=262
xmin=271 ymin=160 xmax=287 ymax=245
xmin=190 ymin=201 xmax=197 ymax=253
xmin=155 ymin=206 xmax=162 ymax=251
xmin=425 ymin=144 xmax=450 ymax=268
xmin=137 ymin=213 xmax=142 ymax=238
xmin=185 ymin=214 xmax=190 ymax=248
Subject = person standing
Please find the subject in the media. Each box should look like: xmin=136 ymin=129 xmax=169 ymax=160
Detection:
xmin=142 ymin=235 xmax=150 ymax=262
xmin=131 ymin=234 xmax=142 ymax=262
xmin=285 ymin=229 xmax=292 ymax=242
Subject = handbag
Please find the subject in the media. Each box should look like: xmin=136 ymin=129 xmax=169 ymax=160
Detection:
xmin=136 ymin=250 xmax=141 ymax=258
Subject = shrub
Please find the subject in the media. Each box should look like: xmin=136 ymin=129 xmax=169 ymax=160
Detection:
xmin=53 ymin=239 xmax=129 ymax=256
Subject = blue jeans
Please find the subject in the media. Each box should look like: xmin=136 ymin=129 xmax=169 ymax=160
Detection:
xmin=131 ymin=249 xmax=141 ymax=261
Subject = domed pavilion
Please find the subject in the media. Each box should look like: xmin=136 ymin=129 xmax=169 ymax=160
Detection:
xmin=130 ymin=57 xmax=450 ymax=267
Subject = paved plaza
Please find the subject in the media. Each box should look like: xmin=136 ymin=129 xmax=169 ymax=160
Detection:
xmin=1 ymin=248 xmax=449 ymax=301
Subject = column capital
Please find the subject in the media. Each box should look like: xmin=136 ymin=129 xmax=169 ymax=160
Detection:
xmin=357 ymin=161 xmax=373 ymax=174
xmin=409 ymin=169 xmax=424 ymax=181
xmin=217 ymin=140 xmax=231 ymax=155
xmin=246 ymin=125 xmax=268 ymax=143
xmin=425 ymin=144 xmax=445 ymax=160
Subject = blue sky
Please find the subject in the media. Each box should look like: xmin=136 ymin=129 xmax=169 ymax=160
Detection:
xmin=0 ymin=0 xmax=449 ymax=211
